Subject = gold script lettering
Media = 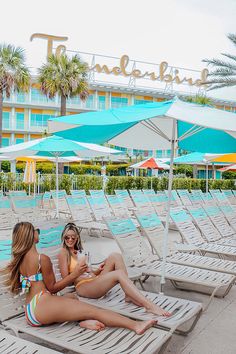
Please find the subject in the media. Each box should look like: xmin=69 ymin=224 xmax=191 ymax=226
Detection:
xmin=91 ymin=63 xmax=113 ymax=74
xmin=194 ymin=69 xmax=209 ymax=86
xmin=30 ymin=33 xmax=68 ymax=57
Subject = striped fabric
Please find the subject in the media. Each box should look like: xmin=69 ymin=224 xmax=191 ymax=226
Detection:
xmin=25 ymin=291 xmax=44 ymax=326
xmin=20 ymin=273 xmax=43 ymax=294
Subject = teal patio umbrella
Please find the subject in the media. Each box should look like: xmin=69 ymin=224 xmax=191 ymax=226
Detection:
xmin=48 ymin=98 xmax=236 ymax=290
xmin=0 ymin=135 xmax=121 ymax=218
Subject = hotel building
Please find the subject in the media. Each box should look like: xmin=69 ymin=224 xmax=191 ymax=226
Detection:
xmin=2 ymin=39 xmax=236 ymax=178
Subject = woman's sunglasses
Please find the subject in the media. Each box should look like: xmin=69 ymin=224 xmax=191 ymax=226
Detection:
xmin=34 ymin=228 xmax=40 ymax=235
xmin=64 ymin=235 xmax=77 ymax=241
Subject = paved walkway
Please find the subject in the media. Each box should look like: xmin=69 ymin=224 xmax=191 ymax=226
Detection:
xmin=84 ymin=232 xmax=236 ymax=354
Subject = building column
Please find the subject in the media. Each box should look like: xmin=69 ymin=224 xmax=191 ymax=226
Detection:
xmin=11 ymin=107 xmax=15 ymax=129
xmin=94 ymin=90 xmax=98 ymax=110
xmin=193 ymin=164 xmax=198 ymax=178
xmin=10 ymin=160 xmax=16 ymax=173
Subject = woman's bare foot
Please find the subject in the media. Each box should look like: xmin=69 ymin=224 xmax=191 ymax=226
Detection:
xmin=79 ymin=320 xmax=106 ymax=331
xmin=134 ymin=320 xmax=157 ymax=335
xmin=146 ymin=304 xmax=172 ymax=317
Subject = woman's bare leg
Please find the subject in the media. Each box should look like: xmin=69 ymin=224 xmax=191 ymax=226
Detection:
xmin=100 ymin=253 xmax=128 ymax=276
xmin=35 ymin=294 xmax=155 ymax=334
xmin=62 ymin=292 xmax=105 ymax=330
xmin=77 ymin=270 xmax=171 ymax=316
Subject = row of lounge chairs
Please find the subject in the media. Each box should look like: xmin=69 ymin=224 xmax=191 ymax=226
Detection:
xmin=0 ymin=188 xmax=236 ymax=352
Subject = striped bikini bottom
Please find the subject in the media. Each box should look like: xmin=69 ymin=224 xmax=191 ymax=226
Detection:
xmin=25 ymin=291 xmax=47 ymax=327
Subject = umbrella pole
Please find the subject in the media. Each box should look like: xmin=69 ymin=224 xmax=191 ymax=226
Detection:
xmin=160 ymin=119 xmax=176 ymax=293
xmin=206 ymin=162 xmax=209 ymax=193
xmin=56 ymin=155 xmax=59 ymax=218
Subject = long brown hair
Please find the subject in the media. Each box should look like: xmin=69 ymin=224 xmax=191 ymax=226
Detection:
xmin=4 ymin=222 xmax=35 ymax=294
xmin=61 ymin=223 xmax=83 ymax=267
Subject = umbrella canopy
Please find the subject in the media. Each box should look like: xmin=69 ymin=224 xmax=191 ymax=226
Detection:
xmin=0 ymin=135 xmax=121 ymax=217
xmin=0 ymin=135 xmax=121 ymax=159
xmin=130 ymin=158 xmax=170 ymax=170
xmin=16 ymin=155 xmax=82 ymax=163
xmin=206 ymin=153 xmax=236 ymax=164
xmin=172 ymin=152 xmax=222 ymax=165
xmin=218 ymin=164 xmax=236 ymax=172
xmin=173 ymin=152 xmax=206 ymax=164
xmin=48 ymin=99 xmax=236 ymax=291
xmin=48 ymin=98 xmax=236 ymax=153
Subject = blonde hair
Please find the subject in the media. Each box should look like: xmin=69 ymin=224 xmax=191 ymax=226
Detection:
xmin=61 ymin=223 xmax=83 ymax=267
xmin=4 ymin=222 xmax=35 ymax=294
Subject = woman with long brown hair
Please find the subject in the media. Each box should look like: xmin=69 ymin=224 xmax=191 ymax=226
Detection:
xmin=3 ymin=221 xmax=156 ymax=333
xmin=58 ymin=222 xmax=171 ymax=317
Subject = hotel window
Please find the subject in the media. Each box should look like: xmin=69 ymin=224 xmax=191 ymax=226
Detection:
xmin=156 ymin=150 xmax=163 ymax=158
xmin=17 ymin=91 xmax=25 ymax=103
xmin=31 ymin=88 xmax=55 ymax=103
xmin=2 ymin=137 xmax=10 ymax=147
xmin=16 ymin=113 xmax=25 ymax=129
xmin=31 ymin=114 xmax=54 ymax=128
xmin=134 ymin=99 xmax=152 ymax=105
xmin=85 ymin=95 xmax=95 ymax=109
xmin=15 ymin=138 xmax=24 ymax=144
xmin=3 ymin=112 xmax=10 ymax=129
xmin=98 ymin=96 xmax=106 ymax=110
xmin=111 ymin=97 xmax=128 ymax=108
xmin=67 ymin=96 xmax=81 ymax=105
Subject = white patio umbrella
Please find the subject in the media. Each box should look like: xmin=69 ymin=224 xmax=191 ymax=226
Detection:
xmin=48 ymin=98 xmax=236 ymax=291
xmin=0 ymin=135 xmax=121 ymax=217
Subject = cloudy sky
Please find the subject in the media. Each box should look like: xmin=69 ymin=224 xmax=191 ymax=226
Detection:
xmin=2 ymin=0 xmax=236 ymax=100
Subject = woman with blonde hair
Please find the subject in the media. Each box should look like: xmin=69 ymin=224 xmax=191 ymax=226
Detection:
xmin=3 ymin=221 xmax=157 ymax=333
xmin=58 ymin=222 xmax=171 ymax=317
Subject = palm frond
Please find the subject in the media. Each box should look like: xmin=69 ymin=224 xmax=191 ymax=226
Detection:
xmin=205 ymin=78 xmax=236 ymax=90
xmin=203 ymin=58 xmax=236 ymax=71
xmin=221 ymin=52 xmax=236 ymax=62
xmin=0 ymin=44 xmax=30 ymax=93
xmin=228 ymin=33 xmax=236 ymax=47
xmin=207 ymin=68 xmax=236 ymax=77
xmin=38 ymin=53 xmax=89 ymax=110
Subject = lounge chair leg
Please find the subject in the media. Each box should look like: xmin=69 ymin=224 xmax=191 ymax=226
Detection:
xmin=174 ymin=309 xmax=203 ymax=336
xmin=203 ymin=286 xmax=220 ymax=312
xmin=138 ymin=279 xmax=145 ymax=290
xmin=142 ymin=275 xmax=149 ymax=283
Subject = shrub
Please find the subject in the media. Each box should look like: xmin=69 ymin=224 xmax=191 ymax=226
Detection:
xmin=0 ymin=173 xmax=235 ymax=194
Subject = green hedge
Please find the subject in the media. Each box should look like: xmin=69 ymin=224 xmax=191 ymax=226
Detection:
xmin=0 ymin=173 xmax=235 ymax=194
xmin=14 ymin=162 xmax=129 ymax=175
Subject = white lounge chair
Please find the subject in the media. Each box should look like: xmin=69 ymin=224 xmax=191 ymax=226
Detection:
xmin=104 ymin=215 xmax=235 ymax=302
xmin=170 ymin=208 xmax=236 ymax=260
xmin=0 ymin=280 xmax=173 ymax=354
xmin=0 ymin=329 xmax=59 ymax=354
xmin=135 ymin=210 xmax=236 ymax=276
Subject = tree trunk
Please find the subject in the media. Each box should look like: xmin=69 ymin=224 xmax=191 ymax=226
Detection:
xmin=59 ymin=94 xmax=67 ymax=174
xmin=0 ymin=91 xmax=3 ymax=148
xmin=60 ymin=94 xmax=66 ymax=116
xmin=0 ymin=91 xmax=3 ymax=171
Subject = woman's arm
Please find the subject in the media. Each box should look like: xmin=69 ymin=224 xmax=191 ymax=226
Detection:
xmin=58 ymin=249 xmax=70 ymax=279
xmin=41 ymin=254 xmax=87 ymax=294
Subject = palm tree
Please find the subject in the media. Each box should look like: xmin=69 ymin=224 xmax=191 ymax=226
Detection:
xmin=38 ymin=54 xmax=89 ymax=116
xmin=0 ymin=45 xmax=30 ymax=147
xmin=202 ymin=33 xmax=236 ymax=90
xmin=181 ymin=94 xmax=212 ymax=105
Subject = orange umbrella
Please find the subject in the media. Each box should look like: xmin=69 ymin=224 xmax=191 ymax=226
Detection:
xmin=139 ymin=157 xmax=168 ymax=170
